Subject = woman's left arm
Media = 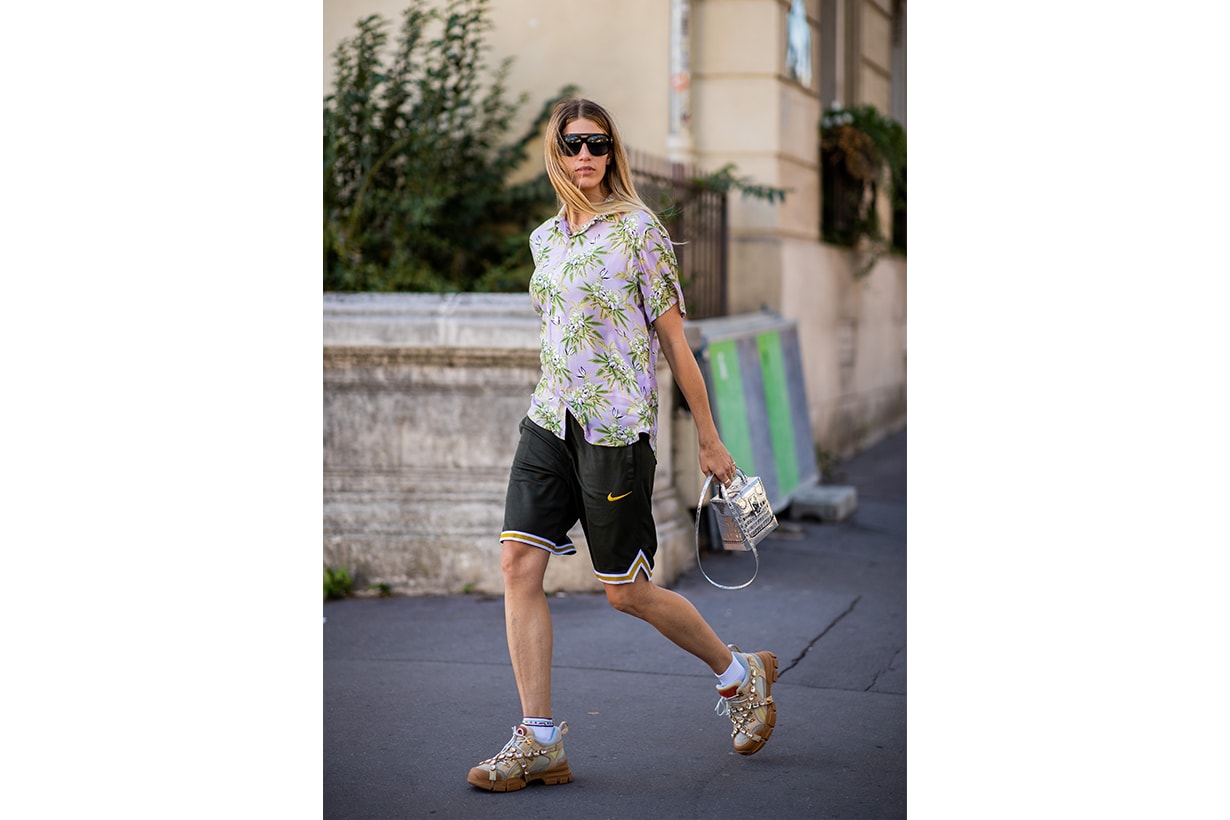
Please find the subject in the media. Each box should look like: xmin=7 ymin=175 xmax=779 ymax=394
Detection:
xmin=653 ymin=304 xmax=737 ymax=486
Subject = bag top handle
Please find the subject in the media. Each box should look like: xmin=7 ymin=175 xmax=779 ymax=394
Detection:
xmin=694 ymin=472 xmax=761 ymax=590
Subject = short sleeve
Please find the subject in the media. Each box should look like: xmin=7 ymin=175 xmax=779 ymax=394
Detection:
xmin=635 ymin=213 xmax=687 ymax=322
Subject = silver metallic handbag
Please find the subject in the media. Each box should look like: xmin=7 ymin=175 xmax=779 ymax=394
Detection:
xmin=694 ymin=469 xmax=779 ymax=589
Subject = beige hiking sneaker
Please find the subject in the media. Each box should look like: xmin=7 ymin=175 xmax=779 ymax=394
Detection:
xmin=716 ymin=646 xmax=778 ymax=755
xmin=466 ymin=722 xmax=572 ymax=792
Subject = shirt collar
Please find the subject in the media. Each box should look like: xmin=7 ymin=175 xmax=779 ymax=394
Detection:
xmin=555 ymin=202 xmax=615 ymax=236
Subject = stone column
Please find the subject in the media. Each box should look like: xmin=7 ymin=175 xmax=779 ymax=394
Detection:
xmin=667 ymin=0 xmax=695 ymax=163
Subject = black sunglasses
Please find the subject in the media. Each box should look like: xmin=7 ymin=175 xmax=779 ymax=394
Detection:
xmin=559 ymin=133 xmax=613 ymax=157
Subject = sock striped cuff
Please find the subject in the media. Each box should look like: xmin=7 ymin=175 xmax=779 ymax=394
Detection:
xmin=522 ymin=716 xmax=554 ymax=728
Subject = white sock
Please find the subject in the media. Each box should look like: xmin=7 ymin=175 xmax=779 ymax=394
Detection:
xmin=716 ymin=654 xmax=747 ymax=690
xmin=522 ymin=717 xmax=556 ymax=743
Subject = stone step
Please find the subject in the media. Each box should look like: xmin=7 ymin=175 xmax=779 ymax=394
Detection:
xmin=788 ymin=483 xmax=858 ymax=523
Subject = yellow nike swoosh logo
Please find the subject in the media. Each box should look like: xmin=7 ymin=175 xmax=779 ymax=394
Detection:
xmin=607 ymin=491 xmax=632 ymax=502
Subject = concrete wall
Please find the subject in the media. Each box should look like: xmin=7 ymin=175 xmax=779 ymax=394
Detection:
xmin=323 ymin=293 xmax=696 ymax=595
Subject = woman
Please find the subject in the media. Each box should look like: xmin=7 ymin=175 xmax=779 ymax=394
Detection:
xmin=467 ymin=98 xmax=778 ymax=792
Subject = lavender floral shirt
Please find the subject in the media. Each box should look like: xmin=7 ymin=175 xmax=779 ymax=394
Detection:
xmin=526 ymin=206 xmax=686 ymax=451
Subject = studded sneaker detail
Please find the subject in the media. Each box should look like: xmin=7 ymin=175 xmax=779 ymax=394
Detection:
xmin=716 ymin=646 xmax=778 ymax=755
xmin=467 ymin=722 xmax=573 ymax=791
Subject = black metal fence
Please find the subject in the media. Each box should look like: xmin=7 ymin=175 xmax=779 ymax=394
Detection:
xmin=628 ymin=149 xmax=728 ymax=319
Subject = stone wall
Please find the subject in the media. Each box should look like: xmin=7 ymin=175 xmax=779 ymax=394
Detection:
xmin=323 ymin=293 xmax=694 ymax=596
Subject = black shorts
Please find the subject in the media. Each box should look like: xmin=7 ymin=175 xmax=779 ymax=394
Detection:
xmin=501 ymin=414 xmax=658 ymax=584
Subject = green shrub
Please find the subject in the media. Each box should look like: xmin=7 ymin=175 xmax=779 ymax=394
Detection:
xmin=324 ymin=0 xmax=566 ymax=293
xmin=324 ymin=566 xmax=354 ymax=601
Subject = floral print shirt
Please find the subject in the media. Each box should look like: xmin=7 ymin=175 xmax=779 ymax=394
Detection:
xmin=526 ymin=206 xmax=686 ymax=451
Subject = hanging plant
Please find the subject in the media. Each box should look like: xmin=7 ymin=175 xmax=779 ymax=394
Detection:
xmin=820 ymin=104 xmax=906 ymax=273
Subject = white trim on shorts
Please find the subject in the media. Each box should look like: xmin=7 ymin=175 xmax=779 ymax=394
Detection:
xmin=500 ymin=530 xmax=577 ymax=556
xmin=593 ymin=549 xmax=654 ymax=585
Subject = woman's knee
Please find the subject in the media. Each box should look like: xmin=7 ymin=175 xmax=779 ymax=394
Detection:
xmin=604 ymin=580 xmax=650 ymax=617
xmin=501 ymin=540 xmax=548 ymax=588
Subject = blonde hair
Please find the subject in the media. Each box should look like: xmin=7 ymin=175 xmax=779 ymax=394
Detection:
xmin=544 ymin=98 xmax=653 ymax=219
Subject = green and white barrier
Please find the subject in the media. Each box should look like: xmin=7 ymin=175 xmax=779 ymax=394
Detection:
xmin=687 ymin=311 xmax=819 ymax=512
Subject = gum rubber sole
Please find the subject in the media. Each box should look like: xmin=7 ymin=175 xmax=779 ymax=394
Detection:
xmin=467 ymin=761 xmax=573 ymax=792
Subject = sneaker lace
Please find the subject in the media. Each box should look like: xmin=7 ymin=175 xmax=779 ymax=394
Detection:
xmin=481 ymin=728 xmax=535 ymax=768
xmin=715 ymin=680 xmax=771 ymax=738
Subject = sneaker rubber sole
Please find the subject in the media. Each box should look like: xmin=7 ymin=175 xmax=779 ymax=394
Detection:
xmin=466 ymin=760 xmax=573 ymax=792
